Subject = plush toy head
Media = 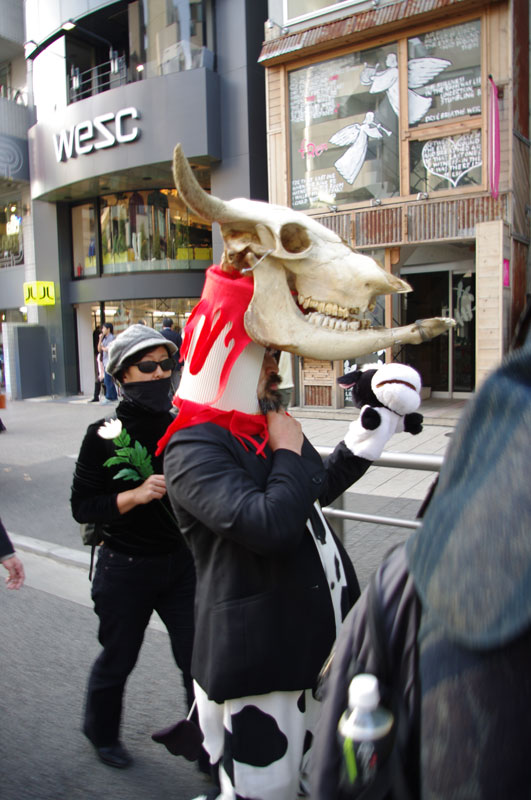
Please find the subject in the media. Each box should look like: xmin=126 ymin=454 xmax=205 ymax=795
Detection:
xmin=338 ymin=362 xmax=422 ymax=415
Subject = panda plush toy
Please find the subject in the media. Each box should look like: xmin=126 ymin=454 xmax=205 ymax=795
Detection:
xmin=339 ymin=362 xmax=423 ymax=461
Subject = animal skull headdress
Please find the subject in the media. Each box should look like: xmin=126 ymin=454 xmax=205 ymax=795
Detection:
xmin=173 ymin=143 xmax=453 ymax=412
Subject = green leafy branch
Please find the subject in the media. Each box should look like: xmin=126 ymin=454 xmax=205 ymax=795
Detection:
xmin=100 ymin=424 xmax=178 ymax=528
xmin=103 ymin=427 xmax=154 ymax=482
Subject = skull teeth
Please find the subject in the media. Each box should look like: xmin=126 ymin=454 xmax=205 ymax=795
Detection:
xmin=306 ymin=312 xmax=371 ymax=331
xmin=299 ymin=293 xmax=371 ymax=330
xmin=297 ymin=294 xmax=364 ymax=320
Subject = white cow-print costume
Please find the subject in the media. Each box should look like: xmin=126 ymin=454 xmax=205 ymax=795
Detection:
xmin=193 ymin=505 xmax=348 ymax=800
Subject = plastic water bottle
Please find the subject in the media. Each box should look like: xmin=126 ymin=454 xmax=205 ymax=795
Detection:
xmin=337 ymin=673 xmax=394 ymax=796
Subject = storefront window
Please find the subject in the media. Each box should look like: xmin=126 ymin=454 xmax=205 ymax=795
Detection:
xmin=129 ymin=0 xmax=210 ymax=78
xmin=0 ymin=200 xmax=23 ymax=268
xmin=72 ymin=203 xmax=96 ymax=277
xmin=72 ymin=189 xmax=212 ymax=278
xmin=410 ymin=130 xmax=482 ymax=193
xmin=95 ymin=297 xmax=198 ymax=335
xmin=288 ymin=44 xmax=400 ymax=209
xmin=100 ymin=189 xmax=212 ymax=274
xmin=288 ymin=19 xmax=482 ymax=206
xmin=407 ymin=21 xmax=481 ymax=127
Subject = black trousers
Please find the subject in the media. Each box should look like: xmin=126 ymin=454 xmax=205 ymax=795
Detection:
xmin=84 ymin=545 xmax=196 ymax=746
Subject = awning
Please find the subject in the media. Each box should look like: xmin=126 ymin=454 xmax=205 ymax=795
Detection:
xmin=258 ymin=0 xmax=487 ymax=65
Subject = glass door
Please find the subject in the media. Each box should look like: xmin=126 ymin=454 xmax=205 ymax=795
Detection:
xmin=451 ymin=271 xmax=475 ymax=392
xmin=401 ymin=265 xmax=475 ymax=396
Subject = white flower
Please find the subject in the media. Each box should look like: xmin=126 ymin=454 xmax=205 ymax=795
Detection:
xmin=97 ymin=418 xmax=123 ymax=440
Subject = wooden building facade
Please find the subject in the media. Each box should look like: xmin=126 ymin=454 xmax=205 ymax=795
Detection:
xmin=259 ymin=0 xmax=529 ymax=407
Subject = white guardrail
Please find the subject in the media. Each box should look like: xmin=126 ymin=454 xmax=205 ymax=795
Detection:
xmin=316 ymin=448 xmax=443 ymax=535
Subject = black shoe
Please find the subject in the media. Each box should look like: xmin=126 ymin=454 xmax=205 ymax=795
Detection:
xmin=84 ymin=727 xmax=133 ymax=768
xmin=94 ymin=741 xmax=133 ymax=769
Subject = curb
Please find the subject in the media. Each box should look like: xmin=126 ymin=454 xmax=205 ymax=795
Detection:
xmin=9 ymin=533 xmax=90 ymax=570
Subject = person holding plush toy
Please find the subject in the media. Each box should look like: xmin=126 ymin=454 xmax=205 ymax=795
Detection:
xmin=338 ymin=362 xmax=424 ymax=461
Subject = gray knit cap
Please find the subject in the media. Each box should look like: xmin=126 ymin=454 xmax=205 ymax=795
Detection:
xmin=106 ymin=324 xmax=177 ymax=378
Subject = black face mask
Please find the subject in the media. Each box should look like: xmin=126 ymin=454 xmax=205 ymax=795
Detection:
xmin=120 ymin=377 xmax=173 ymax=413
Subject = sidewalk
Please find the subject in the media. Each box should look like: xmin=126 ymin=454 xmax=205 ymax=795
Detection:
xmin=0 ymin=394 xmax=465 ymax=799
xmin=0 ymin=393 xmax=463 ymax=589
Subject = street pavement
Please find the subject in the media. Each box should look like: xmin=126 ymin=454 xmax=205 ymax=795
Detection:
xmin=0 ymin=394 xmax=464 ymax=800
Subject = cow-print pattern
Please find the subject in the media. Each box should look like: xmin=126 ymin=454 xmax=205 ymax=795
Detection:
xmin=306 ymin=501 xmax=349 ymax=635
xmin=229 ymin=706 xmax=288 ymax=767
xmin=192 ymin=501 xmax=346 ymax=799
xmin=195 ymin=687 xmax=321 ymax=800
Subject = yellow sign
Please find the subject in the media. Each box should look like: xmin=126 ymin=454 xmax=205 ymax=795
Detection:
xmin=23 ymin=281 xmax=56 ymax=306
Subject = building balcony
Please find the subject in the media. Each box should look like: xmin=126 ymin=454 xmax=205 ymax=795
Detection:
xmin=314 ymin=192 xmax=511 ymax=248
xmin=66 ymin=43 xmax=215 ymax=106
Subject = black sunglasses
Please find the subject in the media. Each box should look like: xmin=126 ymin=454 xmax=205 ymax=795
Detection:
xmin=134 ymin=357 xmax=174 ymax=373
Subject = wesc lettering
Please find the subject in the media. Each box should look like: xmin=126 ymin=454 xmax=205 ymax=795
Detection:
xmin=53 ymin=107 xmax=140 ymax=163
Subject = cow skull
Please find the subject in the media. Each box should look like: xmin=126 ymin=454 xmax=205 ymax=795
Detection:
xmin=173 ymin=144 xmax=454 ymax=360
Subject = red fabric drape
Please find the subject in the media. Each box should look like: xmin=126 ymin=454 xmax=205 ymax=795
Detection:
xmin=156 ymin=397 xmax=268 ymax=457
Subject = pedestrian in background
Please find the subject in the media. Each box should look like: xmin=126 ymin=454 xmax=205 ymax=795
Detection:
xmin=160 ymin=317 xmax=182 ymax=395
xmin=71 ymin=324 xmax=198 ymax=771
xmin=0 ymin=383 xmax=7 ymax=432
xmin=89 ymin=325 xmax=104 ymax=403
xmin=0 ymin=517 xmax=25 ymax=590
xmin=98 ymin=322 xmax=117 ymax=404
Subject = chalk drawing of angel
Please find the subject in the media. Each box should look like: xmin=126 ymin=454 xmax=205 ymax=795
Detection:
xmin=329 ymin=111 xmax=392 ymax=185
xmin=360 ymin=53 xmax=451 ymax=125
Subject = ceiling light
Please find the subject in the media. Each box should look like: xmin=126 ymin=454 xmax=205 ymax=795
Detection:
xmin=62 ymin=21 xmax=76 ymax=31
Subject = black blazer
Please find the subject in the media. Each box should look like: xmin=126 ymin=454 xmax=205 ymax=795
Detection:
xmin=164 ymin=422 xmax=370 ymax=702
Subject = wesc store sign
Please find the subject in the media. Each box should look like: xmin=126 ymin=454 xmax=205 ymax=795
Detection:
xmin=53 ymin=107 xmax=140 ymax=163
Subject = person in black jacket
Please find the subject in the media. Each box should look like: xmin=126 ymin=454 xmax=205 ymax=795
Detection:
xmin=0 ymin=517 xmax=25 ymax=590
xmin=160 ymin=317 xmax=182 ymax=394
xmin=158 ymin=265 xmax=400 ymax=800
xmin=71 ymin=324 xmax=197 ymax=770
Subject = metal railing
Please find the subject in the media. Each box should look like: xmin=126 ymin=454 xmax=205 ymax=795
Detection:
xmin=317 ymin=447 xmax=443 ymax=537
xmin=68 ymin=53 xmax=127 ymax=104
xmin=66 ymin=44 xmax=215 ymax=105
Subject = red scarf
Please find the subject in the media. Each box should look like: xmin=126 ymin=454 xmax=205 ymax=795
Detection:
xmin=156 ymin=397 xmax=269 ymax=457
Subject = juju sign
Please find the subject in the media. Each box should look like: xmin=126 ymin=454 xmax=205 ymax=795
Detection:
xmin=23 ymin=281 xmax=56 ymax=305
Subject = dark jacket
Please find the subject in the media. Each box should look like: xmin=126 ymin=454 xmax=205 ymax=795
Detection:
xmin=71 ymin=401 xmax=189 ymax=558
xmin=164 ymin=422 xmax=371 ymax=702
xmin=311 ymin=544 xmax=421 ymax=800
xmin=161 ymin=327 xmax=182 ymax=360
xmin=312 ymin=335 xmax=531 ymax=800
xmin=406 ymin=334 xmax=531 ymax=799
xmin=0 ymin=517 xmax=15 ymax=561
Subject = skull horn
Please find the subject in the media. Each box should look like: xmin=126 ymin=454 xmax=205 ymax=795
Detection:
xmin=173 ymin=143 xmax=239 ymax=223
